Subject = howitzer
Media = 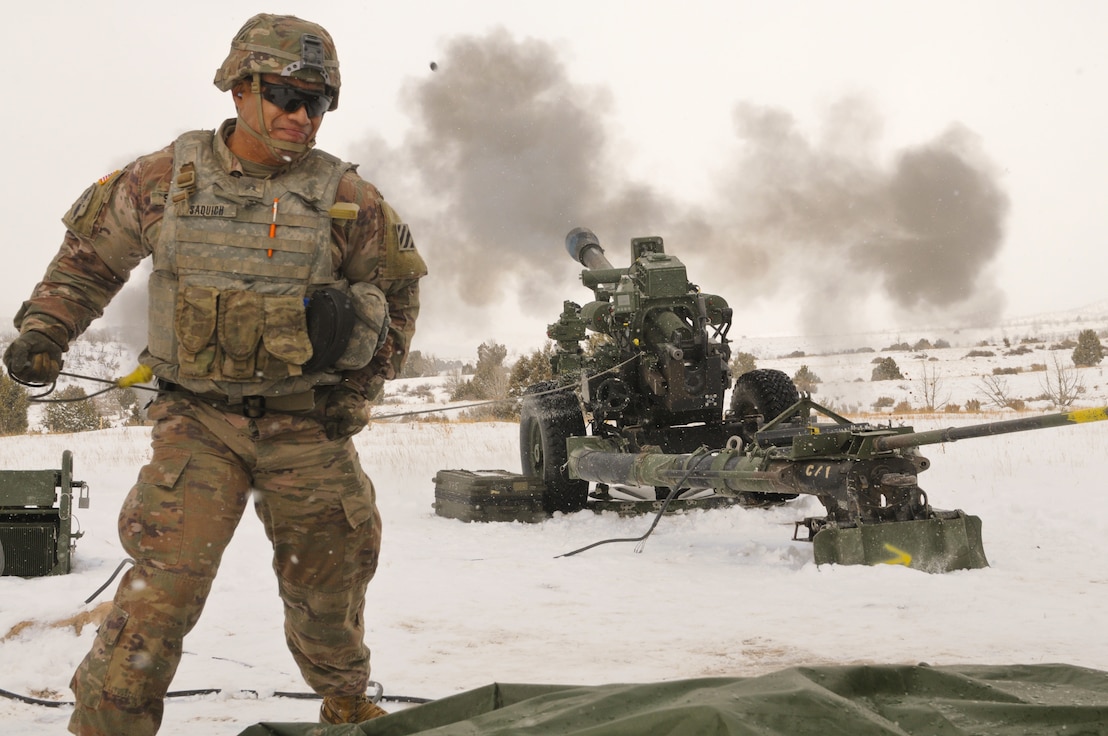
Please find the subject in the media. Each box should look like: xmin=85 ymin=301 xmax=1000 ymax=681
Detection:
xmin=564 ymin=400 xmax=1108 ymax=572
xmin=522 ymin=229 xmax=743 ymax=513
xmin=519 ymin=228 xmax=1108 ymax=573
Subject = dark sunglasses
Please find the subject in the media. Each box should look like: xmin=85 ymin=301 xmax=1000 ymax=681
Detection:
xmin=259 ymin=82 xmax=333 ymax=117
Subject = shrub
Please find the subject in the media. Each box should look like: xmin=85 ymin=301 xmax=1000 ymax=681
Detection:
xmin=872 ymin=396 xmax=895 ymax=410
xmin=792 ymin=365 xmax=821 ymax=393
xmin=730 ymin=351 xmax=757 ymax=377
xmin=871 ymin=357 xmax=903 ymax=381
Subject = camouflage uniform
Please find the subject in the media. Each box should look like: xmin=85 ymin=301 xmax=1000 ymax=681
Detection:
xmin=8 ymin=15 xmax=425 ymax=736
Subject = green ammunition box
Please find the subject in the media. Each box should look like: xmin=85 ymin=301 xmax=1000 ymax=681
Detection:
xmin=433 ymin=469 xmax=548 ymax=524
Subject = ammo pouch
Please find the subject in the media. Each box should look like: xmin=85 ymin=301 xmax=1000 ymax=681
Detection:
xmin=175 ymin=287 xmax=313 ymax=380
xmin=173 ymin=282 xmax=388 ymax=380
xmin=305 ymin=282 xmax=390 ymax=373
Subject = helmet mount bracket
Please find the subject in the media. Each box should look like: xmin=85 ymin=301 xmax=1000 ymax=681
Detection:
xmin=282 ymin=34 xmax=331 ymax=85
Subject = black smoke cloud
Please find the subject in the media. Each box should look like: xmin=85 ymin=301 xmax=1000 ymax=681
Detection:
xmin=353 ymin=29 xmax=1009 ymax=346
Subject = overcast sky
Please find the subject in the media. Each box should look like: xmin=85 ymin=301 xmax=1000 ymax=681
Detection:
xmin=3 ymin=1 xmax=1106 ymax=360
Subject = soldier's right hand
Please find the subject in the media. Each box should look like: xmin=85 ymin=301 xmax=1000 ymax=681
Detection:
xmin=3 ymin=331 xmax=65 ymax=384
xmin=322 ymin=386 xmax=369 ymax=441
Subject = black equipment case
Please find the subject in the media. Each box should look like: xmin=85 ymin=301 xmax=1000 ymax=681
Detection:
xmin=433 ymin=469 xmax=547 ymax=524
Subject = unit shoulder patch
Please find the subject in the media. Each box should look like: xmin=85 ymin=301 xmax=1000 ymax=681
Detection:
xmin=380 ymin=201 xmax=427 ymax=279
xmin=396 ymin=223 xmax=415 ymax=252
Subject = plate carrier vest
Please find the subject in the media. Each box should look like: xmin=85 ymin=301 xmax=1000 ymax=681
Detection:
xmin=144 ymin=129 xmax=356 ymax=401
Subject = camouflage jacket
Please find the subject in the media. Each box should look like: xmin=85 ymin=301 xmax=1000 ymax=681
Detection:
xmin=14 ymin=120 xmax=426 ymax=399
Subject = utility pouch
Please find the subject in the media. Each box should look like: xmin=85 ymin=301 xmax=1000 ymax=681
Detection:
xmin=335 ymin=282 xmax=390 ymax=371
xmin=303 ymin=287 xmax=356 ymax=373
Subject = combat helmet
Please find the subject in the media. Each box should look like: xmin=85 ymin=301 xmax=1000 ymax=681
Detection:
xmin=214 ymin=13 xmax=340 ymax=111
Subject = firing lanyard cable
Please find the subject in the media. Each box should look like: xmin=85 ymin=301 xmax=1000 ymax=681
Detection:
xmin=13 ymin=356 xmax=641 ymax=421
xmin=0 ymin=560 xmax=432 ymax=710
xmin=13 ymin=368 xmax=158 ymax=403
xmin=83 ymin=558 xmax=135 ymax=604
xmin=0 ymin=679 xmax=431 ymax=709
xmin=370 ymin=355 xmax=641 ymax=421
xmin=556 ymin=448 xmax=714 ymax=558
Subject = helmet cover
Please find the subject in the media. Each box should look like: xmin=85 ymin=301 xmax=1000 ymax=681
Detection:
xmin=214 ymin=13 xmax=340 ymax=110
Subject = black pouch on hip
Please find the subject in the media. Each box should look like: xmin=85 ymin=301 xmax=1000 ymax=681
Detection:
xmin=303 ymin=287 xmax=356 ymax=373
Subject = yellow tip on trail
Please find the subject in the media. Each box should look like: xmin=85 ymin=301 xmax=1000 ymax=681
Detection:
xmin=1066 ymin=407 xmax=1108 ymax=425
xmin=116 ymin=365 xmax=154 ymax=388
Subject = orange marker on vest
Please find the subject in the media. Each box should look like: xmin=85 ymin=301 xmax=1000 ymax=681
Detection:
xmin=268 ymin=198 xmax=278 ymax=256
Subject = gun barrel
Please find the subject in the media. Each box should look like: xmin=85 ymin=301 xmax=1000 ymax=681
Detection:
xmin=872 ymin=406 xmax=1108 ymax=452
xmin=566 ymin=227 xmax=613 ymax=270
xmin=567 ymin=438 xmax=820 ymax=497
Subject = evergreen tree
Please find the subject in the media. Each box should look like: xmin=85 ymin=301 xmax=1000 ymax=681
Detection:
xmin=508 ymin=343 xmax=555 ymax=398
xmin=1071 ymin=329 xmax=1104 ymax=367
xmin=448 ymin=341 xmax=515 ymax=419
xmin=400 ymin=350 xmax=428 ymax=378
xmin=0 ymin=371 xmax=30 ymax=435
xmin=793 ymin=365 xmax=822 ymax=393
xmin=470 ymin=341 xmax=509 ymax=401
xmin=43 ymin=385 xmax=103 ymax=433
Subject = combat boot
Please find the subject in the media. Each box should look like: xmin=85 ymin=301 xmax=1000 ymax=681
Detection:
xmin=320 ymin=693 xmax=389 ymax=724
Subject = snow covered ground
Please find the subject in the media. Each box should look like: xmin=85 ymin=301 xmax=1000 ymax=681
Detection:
xmin=2 ymin=320 xmax=1108 ymax=735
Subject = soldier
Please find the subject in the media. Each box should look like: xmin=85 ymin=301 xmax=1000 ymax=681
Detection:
xmin=2 ymin=13 xmax=425 ymax=735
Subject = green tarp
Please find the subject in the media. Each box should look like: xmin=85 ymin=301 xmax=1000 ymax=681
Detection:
xmin=238 ymin=664 xmax=1108 ymax=736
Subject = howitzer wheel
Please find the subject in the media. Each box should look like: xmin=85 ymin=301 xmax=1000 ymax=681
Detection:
xmin=520 ymin=383 xmax=589 ymax=514
xmin=730 ymin=368 xmax=801 ymax=503
xmin=730 ymin=368 xmax=800 ymax=427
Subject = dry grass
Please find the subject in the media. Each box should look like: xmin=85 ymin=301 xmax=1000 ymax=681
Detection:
xmin=2 ymin=601 xmax=113 ymax=641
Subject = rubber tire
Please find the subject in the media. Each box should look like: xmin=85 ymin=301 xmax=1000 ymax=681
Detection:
xmin=519 ymin=386 xmax=589 ymax=514
xmin=730 ymin=368 xmax=801 ymax=504
xmin=730 ymin=368 xmax=800 ymax=423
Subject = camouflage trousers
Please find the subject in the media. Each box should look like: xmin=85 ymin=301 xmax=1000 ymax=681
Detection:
xmin=68 ymin=392 xmax=382 ymax=736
